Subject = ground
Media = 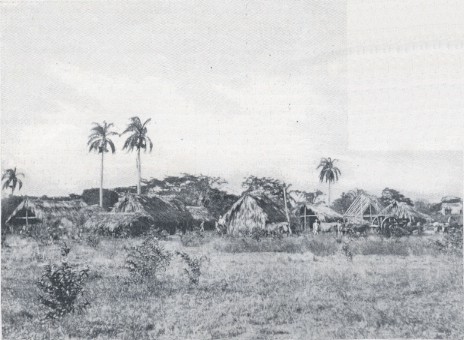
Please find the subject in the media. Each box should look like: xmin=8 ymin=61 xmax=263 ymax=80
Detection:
xmin=2 ymin=232 xmax=463 ymax=339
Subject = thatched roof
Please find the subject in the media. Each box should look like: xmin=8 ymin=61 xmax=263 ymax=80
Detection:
xmin=111 ymin=194 xmax=191 ymax=226
xmin=6 ymin=198 xmax=88 ymax=225
xmin=297 ymin=203 xmax=342 ymax=222
xmin=83 ymin=212 xmax=153 ymax=237
xmin=381 ymin=201 xmax=430 ymax=221
xmin=222 ymin=194 xmax=287 ymax=235
xmin=186 ymin=206 xmax=215 ymax=222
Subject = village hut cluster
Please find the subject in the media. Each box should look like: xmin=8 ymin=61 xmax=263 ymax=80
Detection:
xmin=3 ymin=189 xmax=463 ymax=238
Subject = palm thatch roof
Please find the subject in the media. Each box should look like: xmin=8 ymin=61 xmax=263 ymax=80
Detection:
xmin=186 ymin=206 xmax=215 ymax=222
xmin=111 ymin=194 xmax=191 ymax=226
xmin=297 ymin=203 xmax=342 ymax=222
xmin=83 ymin=212 xmax=153 ymax=237
xmin=381 ymin=201 xmax=430 ymax=221
xmin=6 ymin=198 xmax=88 ymax=225
xmin=222 ymin=194 xmax=287 ymax=235
xmin=343 ymin=193 xmax=384 ymax=223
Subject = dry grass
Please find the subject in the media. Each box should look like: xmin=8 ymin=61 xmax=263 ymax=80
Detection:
xmin=2 ymin=233 xmax=463 ymax=339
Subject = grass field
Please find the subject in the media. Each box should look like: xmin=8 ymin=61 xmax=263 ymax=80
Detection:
xmin=2 ymin=232 xmax=463 ymax=339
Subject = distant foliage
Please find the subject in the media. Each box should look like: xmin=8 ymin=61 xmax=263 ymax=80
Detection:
xmin=36 ymin=247 xmax=89 ymax=320
xmin=125 ymin=237 xmax=172 ymax=280
xmin=176 ymin=251 xmax=208 ymax=285
xmin=81 ymin=188 xmax=119 ymax=210
xmin=380 ymin=188 xmax=413 ymax=207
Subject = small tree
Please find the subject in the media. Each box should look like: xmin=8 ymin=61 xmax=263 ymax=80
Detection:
xmin=176 ymin=251 xmax=208 ymax=285
xmin=36 ymin=245 xmax=89 ymax=320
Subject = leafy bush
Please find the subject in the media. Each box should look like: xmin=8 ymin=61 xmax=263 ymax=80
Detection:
xmin=176 ymin=251 xmax=208 ymax=285
xmin=180 ymin=231 xmax=213 ymax=247
xmin=85 ymin=233 xmax=100 ymax=248
xmin=341 ymin=243 xmax=353 ymax=261
xmin=302 ymin=237 xmax=339 ymax=256
xmin=125 ymin=237 xmax=172 ymax=280
xmin=443 ymin=227 xmax=463 ymax=254
xmin=36 ymin=247 xmax=89 ymax=320
xmin=251 ymin=228 xmax=268 ymax=242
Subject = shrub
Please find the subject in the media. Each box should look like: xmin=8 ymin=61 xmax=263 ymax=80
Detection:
xmin=302 ymin=237 xmax=339 ymax=256
xmin=36 ymin=247 xmax=89 ymax=320
xmin=443 ymin=227 xmax=463 ymax=255
xmin=176 ymin=251 xmax=208 ymax=285
xmin=341 ymin=243 xmax=353 ymax=261
xmin=180 ymin=231 xmax=213 ymax=247
xmin=125 ymin=237 xmax=172 ymax=280
xmin=85 ymin=233 xmax=100 ymax=248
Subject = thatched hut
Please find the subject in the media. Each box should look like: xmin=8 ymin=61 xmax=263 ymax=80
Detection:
xmin=380 ymin=201 xmax=430 ymax=223
xmin=6 ymin=198 xmax=88 ymax=227
xmin=111 ymin=194 xmax=192 ymax=234
xmin=221 ymin=194 xmax=287 ymax=235
xmin=296 ymin=203 xmax=342 ymax=231
xmin=83 ymin=212 xmax=153 ymax=237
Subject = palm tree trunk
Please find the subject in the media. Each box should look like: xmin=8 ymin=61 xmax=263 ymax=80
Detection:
xmin=100 ymin=152 xmax=104 ymax=208
xmin=328 ymin=181 xmax=331 ymax=206
xmin=137 ymin=149 xmax=141 ymax=195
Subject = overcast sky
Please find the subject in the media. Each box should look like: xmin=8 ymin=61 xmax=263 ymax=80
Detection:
xmin=1 ymin=1 xmax=462 ymax=202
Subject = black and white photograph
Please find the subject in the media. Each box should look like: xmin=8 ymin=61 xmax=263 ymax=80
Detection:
xmin=1 ymin=1 xmax=463 ymax=339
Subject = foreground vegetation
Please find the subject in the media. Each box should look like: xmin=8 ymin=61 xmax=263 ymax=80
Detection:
xmin=2 ymin=232 xmax=463 ymax=339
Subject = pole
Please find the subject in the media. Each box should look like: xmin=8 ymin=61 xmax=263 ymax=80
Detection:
xmin=283 ymin=184 xmax=292 ymax=235
xmin=304 ymin=205 xmax=307 ymax=231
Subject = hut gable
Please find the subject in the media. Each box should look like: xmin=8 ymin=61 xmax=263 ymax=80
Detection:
xmin=6 ymin=198 xmax=88 ymax=225
xmin=222 ymin=194 xmax=287 ymax=235
xmin=111 ymin=194 xmax=191 ymax=226
xmin=343 ymin=193 xmax=384 ymax=223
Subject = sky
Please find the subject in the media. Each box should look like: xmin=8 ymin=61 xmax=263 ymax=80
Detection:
xmin=1 ymin=1 xmax=463 ymax=203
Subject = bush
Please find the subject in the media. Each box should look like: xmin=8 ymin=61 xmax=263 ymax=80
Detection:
xmin=302 ymin=237 xmax=339 ymax=256
xmin=36 ymin=247 xmax=89 ymax=320
xmin=443 ymin=227 xmax=463 ymax=254
xmin=180 ymin=231 xmax=213 ymax=247
xmin=176 ymin=251 xmax=208 ymax=285
xmin=85 ymin=233 xmax=100 ymax=248
xmin=125 ymin=237 xmax=172 ymax=280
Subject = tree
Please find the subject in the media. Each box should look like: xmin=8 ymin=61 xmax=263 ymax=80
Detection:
xmin=1 ymin=167 xmax=24 ymax=195
xmin=380 ymin=188 xmax=413 ymax=207
xmin=317 ymin=157 xmax=341 ymax=205
xmin=414 ymin=199 xmax=433 ymax=215
xmin=88 ymin=121 xmax=117 ymax=207
xmin=331 ymin=192 xmax=355 ymax=214
xmin=121 ymin=117 xmax=153 ymax=195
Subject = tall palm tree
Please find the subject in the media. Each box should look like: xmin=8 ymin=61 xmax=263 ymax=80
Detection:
xmin=317 ymin=157 xmax=341 ymax=205
xmin=121 ymin=117 xmax=153 ymax=195
xmin=88 ymin=121 xmax=117 ymax=207
xmin=1 ymin=167 xmax=24 ymax=195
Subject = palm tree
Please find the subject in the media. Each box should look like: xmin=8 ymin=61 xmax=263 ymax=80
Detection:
xmin=121 ymin=117 xmax=153 ymax=195
xmin=317 ymin=157 xmax=341 ymax=205
xmin=1 ymin=167 xmax=24 ymax=195
xmin=88 ymin=121 xmax=117 ymax=207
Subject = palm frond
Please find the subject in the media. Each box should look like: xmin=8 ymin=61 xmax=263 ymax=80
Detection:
xmin=107 ymin=139 xmax=116 ymax=153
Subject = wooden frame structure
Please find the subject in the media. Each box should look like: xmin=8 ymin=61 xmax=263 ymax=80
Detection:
xmin=343 ymin=193 xmax=384 ymax=226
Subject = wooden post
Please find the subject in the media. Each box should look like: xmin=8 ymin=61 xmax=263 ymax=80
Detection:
xmin=304 ymin=205 xmax=307 ymax=231
xmin=25 ymin=198 xmax=29 ymax=227
xmin=369 ymin=205 xmax=372 ymax=224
